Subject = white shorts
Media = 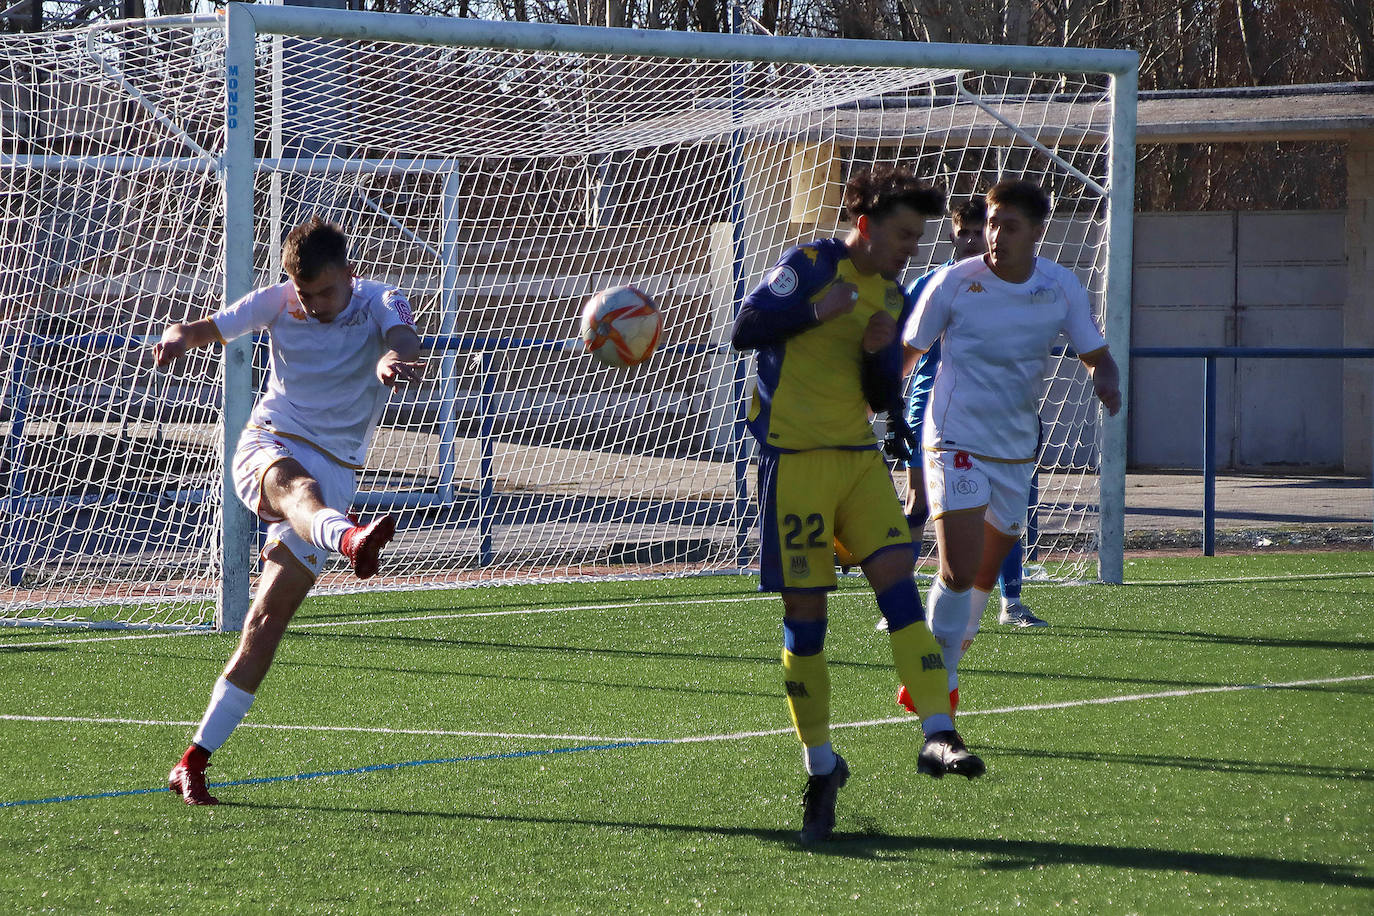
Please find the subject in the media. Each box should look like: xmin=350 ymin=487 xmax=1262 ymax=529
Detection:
xmin=232 ymin=426 xmax=357 ymax=578
xmin=923 ymin=448 xmax=1034 ymax=538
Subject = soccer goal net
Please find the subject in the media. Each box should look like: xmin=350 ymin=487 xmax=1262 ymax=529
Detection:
xmin=0 ymin=6 xmax=1136 ymax=629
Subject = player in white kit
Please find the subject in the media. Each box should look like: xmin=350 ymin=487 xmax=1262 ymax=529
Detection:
xmin=152 ymin=217 xmax=425 ymax=805
xmin=901 ymin=180 xmax=1121 ymax=706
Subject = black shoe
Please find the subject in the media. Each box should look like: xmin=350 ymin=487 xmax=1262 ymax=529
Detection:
xmin=799 ymin=755 xmax=850 ymax=844
xmin=917 ymin=730 xmax=985 ymax=779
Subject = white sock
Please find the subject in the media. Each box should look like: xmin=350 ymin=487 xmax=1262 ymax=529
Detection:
xmin=309 ymin=508 xmax=354 ymax=552
xmin=804 ymin=741 xmax=837 ymax=776
xmin=965 ymin=587 xmax=992 ymax=650
xmin=927 ymin=578 xmax=972 ymax=692
xmin=191 ymin=676 xmax=255 ymax=752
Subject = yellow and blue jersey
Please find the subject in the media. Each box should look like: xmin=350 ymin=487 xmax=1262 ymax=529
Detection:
xmin=732 ymin=239 xmax=914 ymax=452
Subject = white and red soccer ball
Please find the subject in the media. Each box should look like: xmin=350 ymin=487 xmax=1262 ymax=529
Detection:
xmin=580 ymin=285 xmax=662 ymax=369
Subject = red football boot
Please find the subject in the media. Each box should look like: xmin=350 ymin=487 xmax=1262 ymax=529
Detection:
xmin=168 ymin=746 xmax=218 ymax=806
xmin=339 ymin=515 xmax=397 ymax=580
xmin=895 ymin=685 xmax=959 ymax=716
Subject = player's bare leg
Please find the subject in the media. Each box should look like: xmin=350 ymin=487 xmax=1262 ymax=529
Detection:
xmin=169 ymin=549 xmax=315 ymax=805
xmin=262 ymin=459 xmax=395 ymax=580
xmin=222 ymin=551 xmax=317 ymax=693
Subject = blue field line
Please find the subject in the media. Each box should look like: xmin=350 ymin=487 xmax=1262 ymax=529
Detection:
xmin=0 ymin=738 xmax=669 ymax=809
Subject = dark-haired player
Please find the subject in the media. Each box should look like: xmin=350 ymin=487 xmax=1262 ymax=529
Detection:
xmin=732 ymin=165 xmax=985 ymax=844
xmin=901 ymin=180 xmax=1121 ymax=709
xmin=152 ymin=217 xmax=425 ymax=805
xmin=887 ymin=196 xmax=1047 ymax=716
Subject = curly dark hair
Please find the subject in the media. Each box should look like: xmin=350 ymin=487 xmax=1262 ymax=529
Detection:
xmin=842 ymin=165 xmax=945 ymax=223
xmin=951 ymin=196 xmax=988 ymax=228
xmin=282 ymin=216 xmax=349 ymax=281
xmin=985 ymin=180 xmax=1052 ymax=224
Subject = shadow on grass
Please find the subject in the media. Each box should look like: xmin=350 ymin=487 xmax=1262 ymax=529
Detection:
xmin=297 ymin=579 xmax=768 ymax=621
xmin=987 ymin=744 xmax=1374 ymax=782
xmin=1057 ymin=624 xmax=1374 ymax=653
xmin=219 ymin=799 xmax=1374 ymax=887
xmin=285 ymin=629 xmax=894 ymax=673
xmin=130 ymin=645 xmax=773 ymax=700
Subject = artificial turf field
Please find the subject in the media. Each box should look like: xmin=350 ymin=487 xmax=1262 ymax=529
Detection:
xmin=2 ymin=552 xmax=1371 ymax=914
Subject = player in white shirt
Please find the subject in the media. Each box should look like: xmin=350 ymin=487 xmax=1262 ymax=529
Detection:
xmin=152 ymin=217 xmax=425 ymax=805
xmin=901 ymin=180 xmax=1121 ymax=707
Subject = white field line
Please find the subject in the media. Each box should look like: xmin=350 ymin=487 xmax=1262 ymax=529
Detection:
xmin=5 ymin=673 xmax=1368 ymax=746
xmin=5 ymin=571 xmax=1372 ymax=649
xmin=0 ymin=714 xmax=643 ymax=744
xmin=1125 ymin=570 xmax=1374 ymax=586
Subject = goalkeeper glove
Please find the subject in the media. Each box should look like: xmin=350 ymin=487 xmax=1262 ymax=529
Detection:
xmin=883 ymin=411 xmax=918 ymax=463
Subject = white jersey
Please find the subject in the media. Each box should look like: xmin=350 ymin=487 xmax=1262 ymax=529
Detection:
xmin=902 ymin=255 xmax=1107 ymax=462
xmin=211 ymin=277 xmax=416 ymax=468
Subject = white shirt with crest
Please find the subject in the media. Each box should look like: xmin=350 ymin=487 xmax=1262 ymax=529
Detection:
xmin=902 ymin=255 xmax=1107 ymax=462
xmin=211 ymin=277 xmax=416 ymax=468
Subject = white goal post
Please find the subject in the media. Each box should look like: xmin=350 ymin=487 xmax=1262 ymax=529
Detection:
xmin=0 ymin=5 xmax=1137 ymax=630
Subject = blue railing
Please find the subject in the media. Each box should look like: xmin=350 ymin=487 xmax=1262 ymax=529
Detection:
xmin=1129 ymin=346 xmax=1374 ymax=555
xmin=2 ymin=330 xmax=742 ymax=583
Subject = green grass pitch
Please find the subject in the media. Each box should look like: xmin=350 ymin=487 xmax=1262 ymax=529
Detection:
xmin=2 ymin=552 xmax=1371 ymax=913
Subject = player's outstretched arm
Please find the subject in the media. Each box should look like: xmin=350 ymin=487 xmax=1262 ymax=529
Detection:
xmin=152 ymin=319 xmax=220 ymax=370
xmin=377 ymin=325 xmax=425 ymax=387
xmin=1080 ymin=346 xmax=1122 ymax=416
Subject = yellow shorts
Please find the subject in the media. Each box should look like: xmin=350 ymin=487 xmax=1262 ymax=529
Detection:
xmin=756 ymin=447 xmax=911 ymax=591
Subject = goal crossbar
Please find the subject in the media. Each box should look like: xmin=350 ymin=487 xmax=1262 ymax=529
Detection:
xmin=0 ymin=8 xmax=1138 ymax=631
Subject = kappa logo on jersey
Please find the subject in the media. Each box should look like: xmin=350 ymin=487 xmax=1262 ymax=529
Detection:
xmin=967 ymin=282 xmax=985 ymax=293
xmin=953 ymin=451 xmax=973 ymax=470
xmin=790 ymin=555 xmax=810 ymax=578
xmin=768 ymin=265 xmax=799 ymax=298
xmin=954 ymin=477 xmax=979 ymax=496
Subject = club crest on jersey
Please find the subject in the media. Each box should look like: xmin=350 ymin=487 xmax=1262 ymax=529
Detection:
xmin=884 ymin=287 xmax=904 ymax=313
xmin=386 ymin=290 xmax=415 ymax=325
xmin=288 ymin=306 xmax=308 ymax=321
xmin=1031 ymin=287 xmax=1056 ymax=303
xmin=789 ymin=555 xmax=810 ymax=577
xmin=768 ymin=265 xmax=799 ymax=298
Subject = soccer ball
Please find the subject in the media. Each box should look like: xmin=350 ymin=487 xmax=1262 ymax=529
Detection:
xmin=580 ymin=285 xmax=662 ymax=369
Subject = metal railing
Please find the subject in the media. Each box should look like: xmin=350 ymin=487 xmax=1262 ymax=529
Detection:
xmin=1129 ymin=346 xmax=1374 ymax=555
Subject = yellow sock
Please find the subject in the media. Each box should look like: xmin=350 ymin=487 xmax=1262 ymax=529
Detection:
xmin=781 ymin=649 xmax=831 ymax=749
xmin=889 ymin=622 xmax=952 ymax=719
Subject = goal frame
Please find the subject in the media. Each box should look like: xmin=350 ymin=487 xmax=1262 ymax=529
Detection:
xmin=0 ymin=7 xmax=1136 ymax=630
xmin=215 ymin=3 xmax=1137 ymax=630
